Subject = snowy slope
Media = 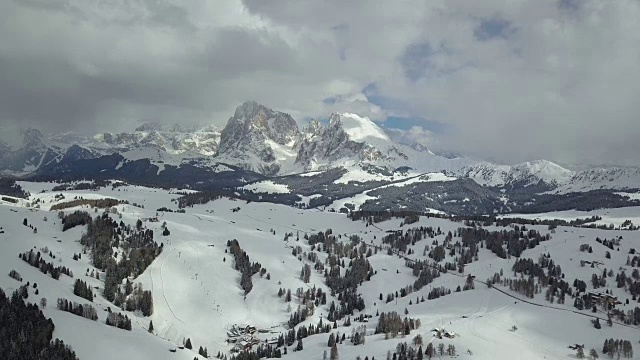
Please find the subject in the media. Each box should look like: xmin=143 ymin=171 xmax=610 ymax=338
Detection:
xmin=338 ymin=113 xmax=391 ymax=143
xmin=2 ymin=181 xmax=640 ymax=359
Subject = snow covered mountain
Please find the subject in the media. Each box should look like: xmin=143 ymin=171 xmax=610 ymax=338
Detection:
xmin=216 ymin=101 xmax=300 ymax=175
xmin=459 ymin=160 xmax=574 ymax=188
xmin=2 ymin=102 xmax=640 ymax=198
xmin=92 ymin=122 xmax=222 ymax=156
xmin=0 ymin=127 xmax=67 ymax=175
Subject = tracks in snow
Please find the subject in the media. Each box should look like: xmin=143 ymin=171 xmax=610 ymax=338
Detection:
xmin=159 ymin=248 xmax=185 ymax=325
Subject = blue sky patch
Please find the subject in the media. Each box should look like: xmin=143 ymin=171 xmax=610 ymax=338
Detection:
xmin=474 ymin=17 xmax=514 ymax=41
xmin=377 ymin=116 xmax=450 ymax=134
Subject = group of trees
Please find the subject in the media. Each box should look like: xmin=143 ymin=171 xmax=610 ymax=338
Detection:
xmin=375 ymin=311 xmax=421 ymax=339
xmin=61 ymin=211 xmax=93 ymax=231
xmin=56 ymin=298 xmax=99 ymax=321
xmin=227 ymin=239 xmax=264 ymax=295
xmin=19 ymin=248 xmax=73 ymax=280
xmin=603 ymin=339 xmax=633 ymax=358
xmin=73 ymin=279 xmax=94 ymax=302
xmin=8 ymin=269 xmax=22 ymax=282
xmin=300 ymin=264 xmax=312 ymax=283
xmin=596 ymin=237 xmax=620 ymax=250
xmin=507 ymin=254 xmax=576 ymax=303
xmin=382 ymin=226 xmax=439 ymax=254
xmin=459 ymin=226 xmax=549 ymax=259
xmin=226 ymin=344 xmax=283 ymax=360
xmin=0 ymin=177 xmax=29 ymax=198
xmin=281 ymin=318 xmax=334 ymax=348
xmin=51 ymin=197 xmax=121 ymax=211
xmin=106 ymin=311 xmax=132 ymax=330
xmin=408 ymin=260 xmax=441 ymax=291
xmin=389 ymin=341 xmax=455 ymax=360
xmin=0 ymin=288 xmax=78 ymax=359
xmin=51 ymin=179 xmax=112 ymax=191
xmin=348 ymin=209 xmax=603 ymax=231
xmin=348 ymin=210 xmax=431 ymax=224
xmin=301 ymin=229 xmax=373 ymax=322
xmin=80 ymin=213 xmax=158 ymax=316
xmin=198 ymin=346 xmax=209 ymax=358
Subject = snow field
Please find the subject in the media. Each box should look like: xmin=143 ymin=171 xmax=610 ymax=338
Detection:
xmin=1 ymin=182 xmax=640 ymax=359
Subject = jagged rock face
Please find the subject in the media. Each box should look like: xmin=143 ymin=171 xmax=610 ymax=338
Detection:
xmin=0 ymin=128 xmax=59 ymax=173
xmin=97 ymin=124 xmax=221 ymax=156
xmin=295 ymin=115 xmax=365 ymax=170
xmin=217 ymin=101 xmax=300 ymax=174
xmin=219 ymin=101 xmax=299 ymax=149
xmin=295 ymin=113 xmax=405 ymax=170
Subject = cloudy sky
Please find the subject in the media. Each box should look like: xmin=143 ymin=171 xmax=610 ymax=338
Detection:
xmin=1 ymin=0 xmax=639 ymax=167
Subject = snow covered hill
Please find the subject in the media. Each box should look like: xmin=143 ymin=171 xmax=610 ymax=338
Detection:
xmin=2 ymin=181 xmax=640 ymax=359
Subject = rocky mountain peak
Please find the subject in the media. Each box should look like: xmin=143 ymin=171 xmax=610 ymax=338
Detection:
xmin=328 ymin=113 xmax=342 ymax=127
xmin=22 ymin=128 xmax=45 ymax=147
xmin=302 ymin=119 xmax=322 ymax=138
xmin=134 ymin=122 xmax=165 ymax=132
xmin=224 ymin=101 xmax=300 ymax=146
xmin=216 ymin=101 xmax=301 ymax=175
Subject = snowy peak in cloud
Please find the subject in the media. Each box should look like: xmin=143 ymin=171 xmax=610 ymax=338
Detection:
xmin=21 ymin=128 xmax=45 ymax=147
xmin=295 ymin=116 xmax=365 ymax=170
xmin=329 ymin=112 xmax=391 ymax=143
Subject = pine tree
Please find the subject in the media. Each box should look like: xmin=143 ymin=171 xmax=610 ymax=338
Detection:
xmin=447 ymin=344 xmax=456 ymax=356
xmin=185 ymin=338 xmax=192 ymax=350
xmin=328 ymin=333 xmax=336 ymax=347
xmin=426 ymin=343 xmax=434 ymax=359
xmin=330 ymin=343 xmax=338 ymax=360
xmin=148 ymin=320 xmax=154 ymax=333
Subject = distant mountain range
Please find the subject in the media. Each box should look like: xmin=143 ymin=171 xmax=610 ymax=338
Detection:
xmin=2 ymin=101 xmax=640 ymax=214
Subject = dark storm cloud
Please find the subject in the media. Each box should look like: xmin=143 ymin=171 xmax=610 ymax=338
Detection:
xmin=1 ymin=0 xmax=639 ymax=167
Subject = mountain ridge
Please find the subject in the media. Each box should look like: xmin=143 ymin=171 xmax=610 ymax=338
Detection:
xmin=2 ymin=101 xmax=640 ymax=197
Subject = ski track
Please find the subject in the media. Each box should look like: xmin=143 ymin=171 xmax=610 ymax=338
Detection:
xmin=159 ymin=247 xmax=185 ymax=325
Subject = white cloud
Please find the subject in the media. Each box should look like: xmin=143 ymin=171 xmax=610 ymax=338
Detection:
xmin=0 ymin=0 xmax=639 ymax=167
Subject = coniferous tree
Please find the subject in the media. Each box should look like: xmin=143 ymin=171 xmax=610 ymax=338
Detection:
xmin=425 ymin=343 xmax=434 ymax=359
xmin=330 ymin=343 xmax=338 ymax=360
xmin=328 ymin=333 xmax=335 ymax=347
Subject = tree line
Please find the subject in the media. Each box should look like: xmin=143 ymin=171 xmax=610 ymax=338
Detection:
xmin=0 ymin=288 xmax=78 ymax=360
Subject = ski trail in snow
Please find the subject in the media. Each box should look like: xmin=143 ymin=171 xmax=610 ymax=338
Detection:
xmin=486 ymin=318 xmax=565 ymax=360
xmin=467 ymin=292 xmax=491 ymax=342
xmin=162 ymin=322 xmax=173 ymax=340
xmin=159 ymin=248 xmax=185 ymax=324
